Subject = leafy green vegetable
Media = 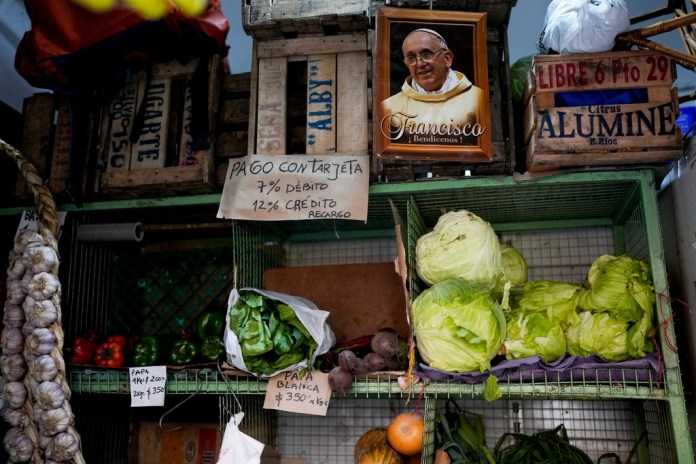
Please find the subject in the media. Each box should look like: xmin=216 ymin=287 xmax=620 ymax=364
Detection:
xmin=580 ymin=254 xmax=655 ymax=324
xmin=503 ymin=310 xmax=566 ymax=362
xmin=500 ymin=242 xmax=528 ymax=287
xmin=565 ymin=311 xmax=633 ymax=362
xmin=411 ymin=278 xmax=506 ymax=373
xmin=229 ymin=290 xmax=318 ymax=376
xmin=517 ymin=280 xmax=585 ymax=327
xmin=415 ymin=210 xmax=503 ymax=290
xmin=435 ymin=401 xmax=495 ymax=464
xmin=494 ymin=424 xmax=593 ymax=464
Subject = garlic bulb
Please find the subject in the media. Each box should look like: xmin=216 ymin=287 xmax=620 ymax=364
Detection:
xmin=27 ymin=327 xmax=56 ymax=356
xmin=26 ymin=272 xmax=61 ymax=301
xmin=0 ymin=354 xmax=27 ymax=382
xmin=23 ymin=245 xmax=58 ymax=275
xmin=2 ymin=382 xmax=27 ymax=409
xmin=2 ymin=304 xmax=25 ymax=329
xmin=28 ymin=355 xmax=58 ymax=382
xmin=34 ymin=381 xmax=66 ymax=410
xmin=6 ymin=279 xmax=26 ymax=305
xmin=23 ymin=297 xmax=58 ymax=328
xmin=45 ymin=432 xmax=79 ymax=462
xmin=39 ymin=408 xmax=70 ymax=436
xmin=6 ymin=256 xmax=26 ymax=281
xmin=1 ymin=328 xmax=24 ymax=355
xmin=0 ymin=405 xmax=29 ymax=428
xmin=14 ymin=229 xmax=44 ymax=254
xmin=3 ymin=427 xmax=34 ymax=463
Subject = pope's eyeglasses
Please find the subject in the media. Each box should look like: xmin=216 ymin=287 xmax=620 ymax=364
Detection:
xmin=403 ymin=48 xmax=447 ymax=65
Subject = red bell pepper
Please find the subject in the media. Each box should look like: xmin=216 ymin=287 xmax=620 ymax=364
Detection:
xmin=68 ymin=335 xmax=97 ymax=365
xmin=106 ymin=334 xmax=127 ymax=349
xmin=95 ymin=340 xmax=125 ymax=367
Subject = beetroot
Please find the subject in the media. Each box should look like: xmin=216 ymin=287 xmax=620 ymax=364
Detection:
xmin=370 ymin=328 xmax=404 ymax=360
xmin=328 ymin=366 xmax=353 ymax=392
xmin=338 ymin=350 xmax=357 ymax=372
xmin=363 ymin=352 xmax=386 ymax=372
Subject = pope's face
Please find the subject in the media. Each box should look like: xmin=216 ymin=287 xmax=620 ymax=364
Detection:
xmin=402 ymin=31 xmax=453 ymax=92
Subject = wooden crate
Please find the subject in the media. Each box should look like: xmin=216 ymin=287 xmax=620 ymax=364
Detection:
xmin=16 ymin=93 xmax=55 ymax=197
xmin=247 ymin=33 xmax=369 ymax=158
xmin=243 ymin=0 xmax=517 ymax=39
xmin=97 ymin=55 xmax=222 ymax=196
xmin=214 ymin=72 xmax=251 ymax=187
xmin=523 ymin=50 xmax=683 ymax=172
xmin=243 ymin=0 xmax=370 ymax=39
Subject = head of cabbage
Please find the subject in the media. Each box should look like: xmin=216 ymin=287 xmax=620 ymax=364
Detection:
xmin=503 ymin=310 xmax=566 ymax=363
xmin=411 ymin=278 xmax=506 ymax=373
xmin=415 ymin=210 xmax=503 ymax=290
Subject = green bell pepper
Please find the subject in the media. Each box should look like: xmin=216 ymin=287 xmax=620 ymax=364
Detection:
xmin=169 ymin=339 xmax=199 ymax=365
xmin=133 ymin=335 xmax=161 ymax=366
xmin=196 ymin=309 xmax=226 ymax=340
xmin=200 ymin=336 xmax=225 ymax=362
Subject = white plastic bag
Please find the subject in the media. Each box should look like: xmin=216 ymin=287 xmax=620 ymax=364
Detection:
xmin=538 ymin=0 xmax=631 ymax=54
xmin=224 ymin=287 xmax=336 ymax=378
xmin=216 ymin=412 xmax=264 ymax=464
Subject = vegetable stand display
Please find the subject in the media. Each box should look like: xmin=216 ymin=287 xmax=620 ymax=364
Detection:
xmin=1 ymin=161 xmax=692 ymax=462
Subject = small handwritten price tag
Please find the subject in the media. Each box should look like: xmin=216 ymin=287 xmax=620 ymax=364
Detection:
xmin=263 ymin=371 xmax=331 ymax=416
xmin=129 ymin=366 xmax=167 ymax=407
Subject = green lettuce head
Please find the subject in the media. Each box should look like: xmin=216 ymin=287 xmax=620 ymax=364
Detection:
xmin=411 ymin=278 xmax=506 ymax=373
xmin=517 ymin=280 xmax=584 ymax=327
xmin=565 ymin=311 xmax=639 ymax=362
xmin=415 ymin=210 xmax=503 ymax=290
xmin=503 ymin=310 xmax=566 ymax=362
xmin=580 ymin=254 xmax=655 ymax=324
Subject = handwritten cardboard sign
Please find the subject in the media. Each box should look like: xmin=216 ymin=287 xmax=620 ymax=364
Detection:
xmin=16 ymin=210 xmax=67 ymax=241
xmin=216 ymin=154 xmax=369 ymax=221
xmin=263 ymin=371 xmax=331 ymax=416
xmin=129 ymin=366 xmax=167 ymax=407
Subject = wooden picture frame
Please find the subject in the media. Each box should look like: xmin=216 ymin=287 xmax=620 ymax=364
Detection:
xmin=374 ymin=7 xmax=492 ymax=162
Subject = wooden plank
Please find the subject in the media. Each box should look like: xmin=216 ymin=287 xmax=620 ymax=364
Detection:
xmin=48 ymin=97 xmax=71 ymax=194
xmin=531 ymin=85 xmax=674 ymax=109
xmin=256 ymin=33 xmax=367 ymax=59
xmin=525 ymin=134 xmax=683 ymax=172
xmin=218 ymin=99 xmax=250 ymax=125
xmin=254 ymin=56 xmax=287 ymax=155
xmin=178 ymin=56 xmax=221 ymax=167
xmin=101 ymin=165 xmax=206 ymax=190
xmin=337 ymin=51 xmax=368 ymax=153
xmin=526 ymin=98 xmax=681 ymax=154
xmin=106 ymin=79 xmax=141 ymax=171
xmin=244 ymin=0 xmax=368 ymax=27
xmin=216 ymin=131 xmax=248 ymax=158
xmin=531 ymin=50 xmax=675 ymax=94
xmin=17 ymin=93 xmax=55 ymax=196
xmin=306 ymin=54 xmax=336 ymax=154
xmin=130 ymin=77 xmax=170 ymax=170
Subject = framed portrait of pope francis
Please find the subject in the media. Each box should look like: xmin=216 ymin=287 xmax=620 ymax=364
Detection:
xmin=375 ymin=8 xmax=493 ymax=162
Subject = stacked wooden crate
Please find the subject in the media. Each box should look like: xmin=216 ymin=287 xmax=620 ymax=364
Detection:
xmin=523 ymin=50 xmax=683 ymax=172
xmin=237 ymin=0 xmax=517 ymax=181
xmin=97 ymin=55 xmax=223 ymax=197
xmin=14 ymin=93 xmax=72 ymax=198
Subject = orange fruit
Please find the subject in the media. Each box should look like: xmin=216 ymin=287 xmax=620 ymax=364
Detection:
xmin=358 ymin=442 xmax=403 ymax=464
xmin=387 ymin=412 xmax=424 ymax=456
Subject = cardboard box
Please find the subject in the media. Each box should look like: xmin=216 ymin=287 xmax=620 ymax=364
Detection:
xmin=132 ymin=421 xmax=279 ymax=464
xmin=132 ymin=422 xmax=221 ymax=464
xmin=523 ymin=50 xmax=683 ymax=172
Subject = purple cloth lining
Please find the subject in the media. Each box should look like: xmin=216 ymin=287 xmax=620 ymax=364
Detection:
xmin=414 ymin=353 xmax=662 ymax=385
